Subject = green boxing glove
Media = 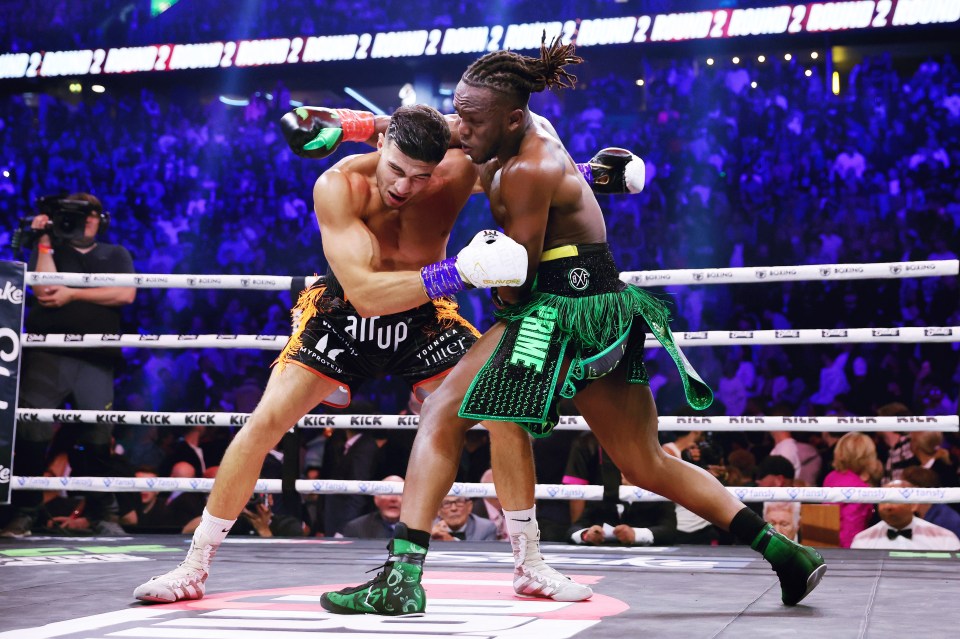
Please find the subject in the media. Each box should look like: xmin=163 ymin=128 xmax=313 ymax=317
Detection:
xmin=280 ymin=107 xmax=376 ymax=159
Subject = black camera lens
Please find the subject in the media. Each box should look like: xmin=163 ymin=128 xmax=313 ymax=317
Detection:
xmin=52 ymin=211 xmax=89 ymax=241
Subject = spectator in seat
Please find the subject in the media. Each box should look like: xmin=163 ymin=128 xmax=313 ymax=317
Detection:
xmin=909 ymin=431 xmax=958 ymax=489
xmin=756 ymin=455 xmax=796 ymax=488
xmin=431 ymin=496 xmax=497 ymax=542
xmin=851 ymin=480 xmax=960 ymax=550
xmin=763 ymin=502 xmax=801 ymax=543
xmin=340 ymin=475 xmax=404 ymax=539
xmin=233 ymin=493 xmax=305 ymax=537
xmin=823 ymin=432 xmax=883 ymax=548
xmin=472 ymin=468 xmax=507 ymax=540
xmin=902 ymin=466 xmax=960 ymax=538
xmin=569 ymin=472 xmax=677 ymax=547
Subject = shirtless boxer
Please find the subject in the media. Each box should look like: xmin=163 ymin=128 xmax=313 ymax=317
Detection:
xmin=134 ymin=104 xmax=638 ymax=603
xmin=321 ymin=38 xmax=826 ymax=616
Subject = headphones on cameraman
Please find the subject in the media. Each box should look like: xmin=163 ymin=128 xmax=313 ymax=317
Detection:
xmin=79 ymin=195 xmax=111 ymax=235
xmin=96 ymin=208 xmax=111 ymax=235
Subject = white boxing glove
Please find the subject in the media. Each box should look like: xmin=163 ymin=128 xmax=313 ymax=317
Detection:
xmin=455 ymin=230 xmax=528 ymax=288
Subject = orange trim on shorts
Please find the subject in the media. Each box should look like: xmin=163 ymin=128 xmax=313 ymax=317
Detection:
xmin=431 ymin=297 xmax=481 ymax=338
xmin=275 ymin=285 xmax=327 ymax=373
xmin=411 ymin=367 xmax=454 ymax=397
xmin=283 ymin=360 xmax=353 ymax=409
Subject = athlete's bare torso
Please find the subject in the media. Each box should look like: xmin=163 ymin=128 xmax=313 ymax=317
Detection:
xmin=328 ymin=149 xmax=478 ymax=272
xmin=481 ymin=114 xmax=607 ymax=252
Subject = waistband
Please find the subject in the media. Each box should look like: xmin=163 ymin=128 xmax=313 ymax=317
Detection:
xmin=541 ymin=243 xmax=609 ymax=263
xmin=535 ymin=243 xmax=622 ymax=297
xmin=313 ymin=268 xmax=454 ymax=318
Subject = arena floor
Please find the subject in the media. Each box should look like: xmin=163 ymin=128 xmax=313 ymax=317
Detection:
xmin=1 ymin=535 xmax=957 ymax=638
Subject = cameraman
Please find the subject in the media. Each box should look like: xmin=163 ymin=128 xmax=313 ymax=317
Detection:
xmin=0 ymin=193 xmax=135 ymax=537
xmin=663 ymin=431 xmax=721 ymax=544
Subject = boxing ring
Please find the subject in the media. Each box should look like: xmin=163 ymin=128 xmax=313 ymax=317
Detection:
xmin=2 ymin=259 xmax=960 ymax=638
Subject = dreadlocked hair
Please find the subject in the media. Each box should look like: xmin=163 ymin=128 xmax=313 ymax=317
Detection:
xmin=462 ymin=32 xmax=583 ymax=104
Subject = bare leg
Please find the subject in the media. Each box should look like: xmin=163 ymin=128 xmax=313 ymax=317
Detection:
xmin=316 ymin=329 xmax=499 ymax=614
xmin=321 ymin=323 xmax=591 ymax=615
xmin=134 ymin=364 xmax=340 ymax=603
xmin=573 ymin=365 xmax=743 ymax=527
xmin=574 ymin=364 xmax=826 ymax=606
xmin=206 ymin=364 xmax=339 ymax=519
xmin=398 ymin=324 xmax=506 ymax=531
xmin=485 ymin=421 xmax=535 ymax=511
xmin=400 ymin=323 xmax=590 ymax=601
xmin=416 ymin=372 xmax=535 ymax=512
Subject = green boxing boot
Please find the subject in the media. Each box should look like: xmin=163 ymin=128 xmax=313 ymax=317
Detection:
xmin=752 ymin=523 xmax=827 ymax=606
xmin=321 ymin=537 xmax=427 ymax=616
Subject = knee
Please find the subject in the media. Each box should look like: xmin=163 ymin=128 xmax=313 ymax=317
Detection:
xmin=234 ymin=412 xmax=284 ymax=449
xmin=247 ymin=392 xmax=302 ymax=434
xmin=419 ymin=389 xmax=455 ymax=427
xmin=619 ymin=450 xmax=669 ymax=490
xmin=419 ymin=389 xmax=472 ymax=439
xmin=487 ymin=422 xmax=531 ymax=447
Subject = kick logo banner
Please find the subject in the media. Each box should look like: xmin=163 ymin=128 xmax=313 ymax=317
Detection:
xmin=0 ymin=261 xmax=25 ymax=504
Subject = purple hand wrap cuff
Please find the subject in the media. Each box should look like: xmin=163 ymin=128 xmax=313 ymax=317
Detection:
xmin=576 ymin=162 xmax=593 ymax=184
xmin=421 ymin=257 xmax=465 ymax=299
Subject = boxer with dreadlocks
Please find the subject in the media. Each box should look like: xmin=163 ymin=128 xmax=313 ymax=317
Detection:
xmin=322 ymin=36 xmax=826 ymax=616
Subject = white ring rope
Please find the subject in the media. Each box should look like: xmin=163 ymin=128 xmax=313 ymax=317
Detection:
xmin=15 ymin=264 xmax=960 ymax=508
xmin=15 ymin=409 xmax=958 ymax=433
xmin=25 ymin=259 xmax=958 ymax=290
xmin=622 ymin=260 xmax=957 ymax=286
xmin=21 ymin=334 xmax=287 ymax=349
xmin=26 ymin=272 xmax=297 ymax=290
xmin=19 ymin=326 xmax=960 ymax=349
xmin=9 ymin=477 xmax=960 ymax=504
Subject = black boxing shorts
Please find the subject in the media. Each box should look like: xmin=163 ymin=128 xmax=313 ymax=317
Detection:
xmin=275 ymin=281 xmax=480 ymax=408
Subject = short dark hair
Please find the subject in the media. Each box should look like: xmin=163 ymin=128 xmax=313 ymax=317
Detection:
xmin=902 ymin=466 xmax=939 ymax=488
xmin=385 ymin=104 xmax=450 ymax=164
xmin=756 ymin=455 xmax=795 ymax=480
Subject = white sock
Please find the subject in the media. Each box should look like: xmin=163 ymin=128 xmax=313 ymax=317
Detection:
xmin=194 ymin=508 xmax=236 ymax=547
xmin=503 ymin=505 xmax=538 ymax=538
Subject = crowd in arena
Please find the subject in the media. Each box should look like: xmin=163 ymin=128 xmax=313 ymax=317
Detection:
xmin=1 ymin=35 xmax=958 ymax=544
xmin=2 ymin=1 xmax=786 ymax=53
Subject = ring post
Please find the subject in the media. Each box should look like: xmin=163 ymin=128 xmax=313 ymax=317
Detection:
xmin=0 ymin=261 xmax=26 ymax=504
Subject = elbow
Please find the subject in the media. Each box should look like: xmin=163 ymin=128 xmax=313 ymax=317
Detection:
xmin=350 ymin=299 xmax=378 ymax=318
xmin=345 ymin=289 xmax=377 ymax=317
xmin=121 ymin=288 xmax=137 ymax=305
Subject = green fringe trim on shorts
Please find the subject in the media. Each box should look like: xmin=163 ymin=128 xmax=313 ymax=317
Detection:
xmin=494 ymin=285 xmax=671 ymax=354
xmin=493 ymin=284 xmax=713 ymax=413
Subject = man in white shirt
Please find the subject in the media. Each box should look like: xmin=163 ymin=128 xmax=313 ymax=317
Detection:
xmin=769 ymin=433 xmax=802 ymax=480
xmin=851 ymin=480 xmax=960 ymax=551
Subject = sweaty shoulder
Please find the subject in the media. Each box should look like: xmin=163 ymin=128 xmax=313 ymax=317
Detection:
xmin=323 ymin=152 xmax=377 ymax=186
xmin=502 ymin=131 xmax=565 ymax=188
xmin=531 ymin=111 xmax=562 ymax=142
xmin=314 ymin=154 xmax=375 ymax=219
xmin=433 ymin=147 xmax=478 ymax=189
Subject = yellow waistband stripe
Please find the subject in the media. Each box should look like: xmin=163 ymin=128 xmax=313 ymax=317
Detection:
xmin=541 ymin=245 xmax=579 ymax=262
